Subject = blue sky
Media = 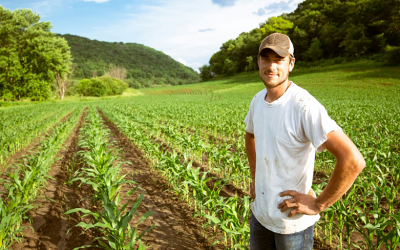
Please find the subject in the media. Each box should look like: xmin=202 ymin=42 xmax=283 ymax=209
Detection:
xmin=1 ymin=0 xmax=303 ymax=71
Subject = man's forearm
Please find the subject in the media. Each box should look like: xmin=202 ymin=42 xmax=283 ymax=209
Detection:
xmin=278 ymin=130 xmax=365 ymax=216
xmin=245 ymin=132 xmax=256 ymax=179
xmin=315 ymin=151 xmax=365 ymax=211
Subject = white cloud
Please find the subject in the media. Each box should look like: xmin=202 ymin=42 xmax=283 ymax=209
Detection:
xmin=84 ymin=0 xmax=302 ymax=71
xmin=176 ymin=57 xmax=188 ymax=66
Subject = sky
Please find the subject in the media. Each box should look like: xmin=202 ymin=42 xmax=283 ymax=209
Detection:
xmin=1 ymin=0 xmax=303 ymax=72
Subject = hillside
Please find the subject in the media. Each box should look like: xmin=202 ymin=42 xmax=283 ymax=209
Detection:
xmin=59 ymin=34 xmax=200 ymax=86
xmin=200 ymin=0 xmax=400 ymax=79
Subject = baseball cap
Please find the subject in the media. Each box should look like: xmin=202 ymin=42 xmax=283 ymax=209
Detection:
xmin=258 ymin=33 xmax=294 ymax=58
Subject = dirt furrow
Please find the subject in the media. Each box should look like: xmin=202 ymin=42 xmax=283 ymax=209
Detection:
xmin=100 ymin=111 xmax=224 ymax=250
xmin=11 ymin=108 xmax=100 ymax=250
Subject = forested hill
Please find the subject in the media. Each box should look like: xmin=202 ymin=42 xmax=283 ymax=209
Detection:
xmin=60 ymin=34 xmax=199 ymax=85
xmin=200 ymin=0 xmax=400 ymax=79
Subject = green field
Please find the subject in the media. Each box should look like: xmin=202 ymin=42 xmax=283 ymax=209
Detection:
xmin=1 ymin=60 xmax=399 ymax=249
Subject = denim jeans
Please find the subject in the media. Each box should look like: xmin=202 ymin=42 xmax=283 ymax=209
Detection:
xmin=250 ymin=213 xmax=314 ymax=250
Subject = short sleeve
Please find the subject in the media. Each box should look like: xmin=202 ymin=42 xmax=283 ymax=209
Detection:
xmin=300 ymin=99 xmax=341 ymax=152
xmin=244 ymin=96 xmax=256 ymax=134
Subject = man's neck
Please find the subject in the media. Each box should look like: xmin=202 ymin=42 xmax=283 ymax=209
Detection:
xmin=265 ymin=80 xmax=292 ymax=103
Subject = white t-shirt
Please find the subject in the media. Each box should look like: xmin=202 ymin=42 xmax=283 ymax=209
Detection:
xmin=244 ymin=82 xmax=340 ymax=234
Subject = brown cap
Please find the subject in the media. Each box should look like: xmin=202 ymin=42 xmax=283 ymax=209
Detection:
xmin=258 ymin=33 xmax=294 ymax=58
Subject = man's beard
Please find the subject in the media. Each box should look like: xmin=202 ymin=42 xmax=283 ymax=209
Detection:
xmin=263 ymin=77 xmax=287 ymax=89
xmin=261 ymin=71 xmax=289 ymax=89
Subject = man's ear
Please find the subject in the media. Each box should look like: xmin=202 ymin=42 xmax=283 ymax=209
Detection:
xmin=289 ymin=58 xmax=295 ymax=72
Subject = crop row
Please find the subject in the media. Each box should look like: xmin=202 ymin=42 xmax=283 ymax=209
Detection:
xmin=99 ymin=104 xmax=250 ymax=194
xmin=0 ymin=104 xmax=77 ymax=165
xmin=100 ymin=97 xmax=400 ymax=250
xmin=66 ymin=107 xmax=154 ymax=250
xmin=0 ymin=106 xmax=83 ymax=249
xmin=100 ymin=105 xmax=251 ymax=249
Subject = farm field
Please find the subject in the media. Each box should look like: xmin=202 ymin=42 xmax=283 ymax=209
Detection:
xmin=0 ymin=60 xmax=399 ymax=249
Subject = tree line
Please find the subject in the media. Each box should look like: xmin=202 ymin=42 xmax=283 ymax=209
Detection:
xmin=0 ymin=7 xmax=200 ymax=101
xmin=200 ymin=0 xmax=400 ymax=80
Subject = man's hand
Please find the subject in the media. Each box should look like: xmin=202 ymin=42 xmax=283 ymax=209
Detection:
xmin=277 ymin=190 xmax=322 ymax=218
xmin=250 ymin=179 xmax=256 ymax=200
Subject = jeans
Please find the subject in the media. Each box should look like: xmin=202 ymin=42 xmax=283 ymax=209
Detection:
xmin=250 ymin=214 xmax=314 ymax=250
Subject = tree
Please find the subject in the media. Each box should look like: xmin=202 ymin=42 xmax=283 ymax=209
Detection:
xmin=104 ymin=64 xmax=126 ymax=80
xmin=260 ymin=16 xmax=294 ymax=36
xmin=199 ymin=65 xmax=213 ymax=81
xmin=0 ymin=7 xmax=72 ymax=101
xmin=303 ymin=38 xmax=323 ymax=61
xmin=55 ymin=65 xmax=74 ymax=100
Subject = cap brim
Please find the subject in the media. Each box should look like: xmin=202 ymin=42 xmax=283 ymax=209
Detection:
xmin=258 ymin=46 xmax=291 ymax=58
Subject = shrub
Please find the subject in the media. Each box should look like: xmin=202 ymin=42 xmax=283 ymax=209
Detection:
xmin=142 ymin=80 xmax=151 ymax=88
xmin=86 ymin=78 xmax=107 ymax=97
xmin=132 ymin=81 xmax=142 ymax=89
xmin=76 ymin=79 xmax=91 ymax=96
xmin=125 ymin=79 xmax=142 ymax=89
xmin=98 ymin=76 xmax=121 ymax=95
xmin=76 ymin=76 xmax=128 ymax=96
xmin=385 ymin=46 xmax=400 ymax=65
xmin=1 ymin=90 xmax=16 ymax=101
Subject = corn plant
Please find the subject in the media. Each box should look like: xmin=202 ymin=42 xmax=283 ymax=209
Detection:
xmin=66 ymin=107 xmax=154 ymax=249
xmin=0 ymin=107 xmax=83 ymax=249
xmin=99 ymin=105 xmax=251 ymax=249
xmin=0 ymin=104 xmax=77 ymax=165
xmin=98 ymin=91 xmax=400 ymax=250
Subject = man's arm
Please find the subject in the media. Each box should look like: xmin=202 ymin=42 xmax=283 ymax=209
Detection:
xmin=278 ymin=129 xmax=365 ymax=217
xmin=245 ymin=132 xmax=256 ymax=200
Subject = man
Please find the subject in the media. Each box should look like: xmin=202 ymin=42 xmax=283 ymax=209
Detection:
xmin=244 ymin=33 xmax=365 ymax=250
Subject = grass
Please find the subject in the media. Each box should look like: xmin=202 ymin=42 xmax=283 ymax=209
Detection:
xmin=136 ymin=59 xmax=400 ymax=102
xmin=2 ymin=59 xmax=399 ymax=108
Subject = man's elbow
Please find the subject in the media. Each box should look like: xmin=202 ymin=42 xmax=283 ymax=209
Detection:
xmin=351 ymin=151 xmax=365 ymax=175
xmin=356 ymin=155 xmax=366 ymax=173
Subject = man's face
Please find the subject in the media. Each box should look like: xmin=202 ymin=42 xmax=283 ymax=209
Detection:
xmin=258 ymin=49 xmax=295 ymax=89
